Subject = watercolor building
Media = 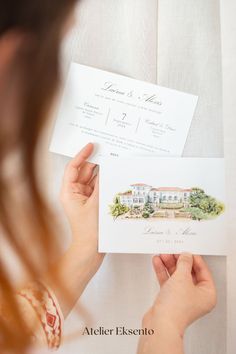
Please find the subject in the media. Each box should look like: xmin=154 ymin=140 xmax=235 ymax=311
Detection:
xmin=119 ymin=184 xmax=192 ymax=207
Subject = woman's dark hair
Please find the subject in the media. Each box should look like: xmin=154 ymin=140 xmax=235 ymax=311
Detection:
xmin=0 ymin=1 xmax=78 ymax=352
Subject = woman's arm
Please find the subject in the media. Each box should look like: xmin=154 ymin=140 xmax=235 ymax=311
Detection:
xmin=45 ymin=143 xmax=104 ymax=318
xmin=138 ymin=317 xmax=183 ymax=354
xmin=45 ymin=242 xmax=103 ymax=319
xmin=15 ymin=144 xmax=103 ymax=349
xmin=138 ymin=254 xmax=217 ymax=354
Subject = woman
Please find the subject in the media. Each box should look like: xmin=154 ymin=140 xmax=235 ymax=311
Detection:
xmin=0 ymin=1 xmax=216 ymax=353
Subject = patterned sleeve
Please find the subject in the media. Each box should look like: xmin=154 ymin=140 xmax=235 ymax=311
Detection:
xmin=16 ymin=282 xmax=64 ymax=350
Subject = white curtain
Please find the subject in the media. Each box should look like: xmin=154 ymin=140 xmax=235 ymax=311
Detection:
xmin=49 ymin=1 xmax=229 ymax=353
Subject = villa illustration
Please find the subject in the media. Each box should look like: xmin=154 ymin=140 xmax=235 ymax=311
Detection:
xmin=119 ymin=184 xmax=192 ymax=208
xmin=109 ymin=183 xmax=225 ymax=221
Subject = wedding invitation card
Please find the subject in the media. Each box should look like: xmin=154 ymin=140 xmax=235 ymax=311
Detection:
xmin=50 ymin=63 xmax=198 ymax=162
xmin=99 ymin=157 xmax=227 ymax=255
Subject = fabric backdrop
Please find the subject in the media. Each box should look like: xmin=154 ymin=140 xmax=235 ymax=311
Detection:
xmin=45 ymin=1 xmax=230 ymax=353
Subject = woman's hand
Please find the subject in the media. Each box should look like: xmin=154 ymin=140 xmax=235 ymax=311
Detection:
xmin=151 ymin=254 xmax=217 ymax=333
xmin=60 ymin=143 xmax=104 ymax=270
xmin=45 ymin=144 xmax=104 ymax=318
xmin=138 ymin=254 xmax=216 ymax=354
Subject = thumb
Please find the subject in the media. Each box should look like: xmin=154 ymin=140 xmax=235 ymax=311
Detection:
xmin=88 ymin=174 xmax=99 ymax=205
xmin=176 ymin=253 xmax=193 ymax=276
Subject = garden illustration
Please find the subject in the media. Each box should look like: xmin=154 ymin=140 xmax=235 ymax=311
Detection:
xmin=109 ymin=183 xmax=225 ymax=221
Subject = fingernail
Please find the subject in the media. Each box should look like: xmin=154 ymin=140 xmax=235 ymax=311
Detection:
xmin=178 ymin=252 xmax=193 ymax=263
xmin=181 ymin=252 xmax=192 ymax=257
xmin=152 ymin=255 xmax=159 ymax=262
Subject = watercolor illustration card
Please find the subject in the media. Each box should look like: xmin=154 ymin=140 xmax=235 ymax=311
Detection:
xmin=99 ymin=157 xmax=227 ymax=255
xmin=50 ymin=63 xmax=198 ymax=162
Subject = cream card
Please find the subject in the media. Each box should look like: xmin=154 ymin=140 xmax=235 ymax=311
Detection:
xmin=50 ymin=63 xmax=198 ymax=162
xmin=99 ymin=157 xmax=227 ymax=255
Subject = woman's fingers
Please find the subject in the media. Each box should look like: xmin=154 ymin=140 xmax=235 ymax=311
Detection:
xmin=64 ymin=143 xmax=94 ymax=184
xmin=176 ymin=253 xmax=193 ymax=276
xmin=71 ymin=183 xmax=93 ymax=198
xmin=77 ymin=162 xmax=97 ymax=184
xmin=160 ymin=254 xmax=177 ymax=276
xmin=174 ymin=254 xmax=180 ymax=261
xmin=193 ymin=255 xmax=215 ymax=286
xmin=88 ymin=175 xmax=99 ymax=205
xmin=89 ymin=173 xmax=98 ymax=189
xmin=152 ymin=255 xmax=169 ymax=287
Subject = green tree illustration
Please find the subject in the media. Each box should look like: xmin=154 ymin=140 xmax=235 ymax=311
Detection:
xmin=110 ymin=203 xmax=129 ymax=219
xmin=109 ymin=195 xmax=129 ymax=219
xmin=189 ymin=187 xmax=225 ymax=219
xmin=143 ymin=202 xmax=154 ymax=214
xmin=142 ymin=211 xmax=150 ymax=218
xmin=187 ymin=207 xmax=208 ymax=221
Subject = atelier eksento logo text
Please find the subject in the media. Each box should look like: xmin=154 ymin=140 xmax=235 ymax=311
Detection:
xmin=82 ymin=326 xmax=155 ymax=336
